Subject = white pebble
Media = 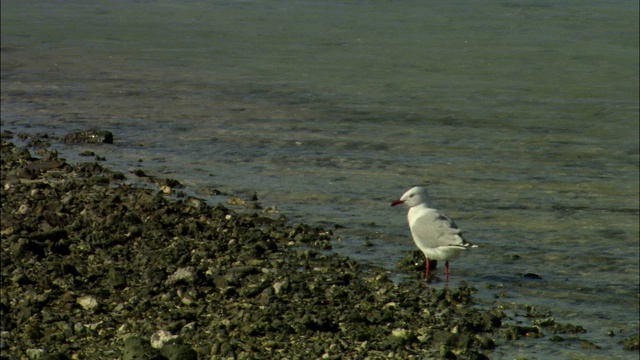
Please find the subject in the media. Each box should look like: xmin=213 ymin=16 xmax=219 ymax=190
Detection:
xmin=150 ymin=330 xmax=180 ymax=349
xmin=76 ymin=295 xmax=98 ymax=310
xmin=26 ymin=348 xmax=47 ymax=359
xmin=166 ymin=267 xmax=197 ymax=285
xmin=391 ymin=328 xmax=409 ymax=338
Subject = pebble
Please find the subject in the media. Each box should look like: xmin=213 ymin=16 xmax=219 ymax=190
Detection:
xmin=166 ymin=267 xmax=197 ymax=285
xmin=76 ymin=296 xmax=99 ymax=311
xmin=272 ymin=278 xmax=291 ymax=295
xmin=25 ymin=348 xmax=47 ymax=359
xmin=150 ymin=330 xmax=181 ymax=349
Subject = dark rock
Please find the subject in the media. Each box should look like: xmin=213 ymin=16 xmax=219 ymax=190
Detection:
xmin=123 ymin=336 xmax=156 ymax=360
xmin=108 ymin=267 xmax=127 ymax=289
xmin=63 ymin=130 xmax=113 ymax=144
xmin=131 ymin=169 xmax=148 ymax=177
xmin=580 ymin=340 xmax=601 ymax=349
xmin=37 ymin=353 xmax=71 ymax=360
xmin=25 ymin=160 xmax=66 ymax=170
xmin=522 ymin=273 xmax=542 ymax=279
xmin=622 ymin=335 xmax=639 ymax=350
xmin=158 ymin=344 xmax=197 ymax=360
xmin=29 ymin=229 xmax=68 ymax=242
xmin=397 ymin=250 xmax=437 ymax=273
xmin=227 ymin=265 xmax=259 ymax=278
xmin=1 ymin=130 xmax=14 ymax=139
xmin=16 ymin=167 xmax=38 ymax=180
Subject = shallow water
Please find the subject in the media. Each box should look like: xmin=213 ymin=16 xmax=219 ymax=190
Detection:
xmin=2 ymin=0 xmax=639 ymax=358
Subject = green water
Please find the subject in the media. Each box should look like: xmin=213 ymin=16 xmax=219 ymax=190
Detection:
xmin=2 ymin=0 xmax=638 ymax=358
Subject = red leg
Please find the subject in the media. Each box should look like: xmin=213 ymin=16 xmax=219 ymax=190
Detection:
xmin=425 ymin=257 xmax=430 ymax=280
xmin=445 ymin=260 xmax=450 ymax=282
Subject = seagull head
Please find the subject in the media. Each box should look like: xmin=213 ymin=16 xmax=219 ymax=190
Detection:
xmin=391 ymin=186 xmax=430 ymax=207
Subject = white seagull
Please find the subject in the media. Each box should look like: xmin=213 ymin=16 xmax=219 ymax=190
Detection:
xmin=391 ymin=186 xmax=476 ymax=282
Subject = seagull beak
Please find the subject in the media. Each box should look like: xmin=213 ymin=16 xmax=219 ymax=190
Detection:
xmin=390 ymin=199 xmax=404 ymax=207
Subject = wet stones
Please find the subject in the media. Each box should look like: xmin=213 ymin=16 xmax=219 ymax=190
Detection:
xmin=107 ymin=267 xmax=127 ymax=289
xmin=122 ymin=336 xmax=154 ymax=360
xmin=63 ymin=130 xmax=114 ymax=144
xmin=25 ymin=160 xmax=66 ymax=171
xmin=1 ymin=138 xmax=616 ymax=359
xmin=159 ymin=344 xmax=198 ymax=360
xmin=622 ymin=335 xmax=639 ymax=350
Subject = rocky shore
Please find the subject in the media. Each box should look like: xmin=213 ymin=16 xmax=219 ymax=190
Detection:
xmin=1 ymin=132 xmax=636 ymax=359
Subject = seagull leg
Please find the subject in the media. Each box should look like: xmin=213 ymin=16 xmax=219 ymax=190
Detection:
xmin=445 ymin=261 xmax=450 ymax=282
xmin=424 ymin=257 xmax=430 ymax=280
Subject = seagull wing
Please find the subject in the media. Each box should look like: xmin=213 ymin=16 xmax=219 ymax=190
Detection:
xmin=410 ymin=209 xmax=470 ymax=249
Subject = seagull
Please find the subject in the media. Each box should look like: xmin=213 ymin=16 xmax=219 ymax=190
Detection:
xmin=391 ymin=186 xmax=476 ymax=282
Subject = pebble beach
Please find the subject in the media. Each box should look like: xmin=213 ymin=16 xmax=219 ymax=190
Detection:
xmin=1 ymin=132 xmax=637 ymax=359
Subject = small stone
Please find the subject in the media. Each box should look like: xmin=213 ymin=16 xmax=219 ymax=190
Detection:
xmin=522 ymin=273 xmax=542 ymax=279
xmin=85 ymin=320 xmax=103 ymax=331
xmin=16 ymin=168 xmax=38 ymax=180
xmin=131 ymin=169 xmax=148 ymax=177
xmin=123 ymin=335 xmax=154 ymax=360
xmin=18 ymin=204 xmax=30 ymax=214
xmin=226 ymin=197 xmax=246 ymax=206
xmin=63 ymin=129 xmax=113 ymax=144
xmin=108 ymin=267 xmax=127 ymax=289
xmin=159 ymin=344 xmax=197 ymax=360
xmin=60 ymin=194 xmax=74 ymax=205
xmin=476 ymin=336 xmax=496 ymax=349
xmin=383 ymin=302 xmax=397 ymax=309
xmin=580 ymin=340 xmax=601 ymax=349
xmin=180 ymin=322 xmax=197 ymax=335
xmin=76 ymin=295 xmax=98 ymax=310
xmin=227 ymin=265 xmax=258 ymax=278
xmin=392 ymin=328 xmax=409 ymax=338
xmin=273 ymin=278 xmax=291 ymax=295
xmin=25 ymin=348 xmax=47 ymax=359
xmin=187 ymin=197 xmax=203 ymax=209
xmin=257 ymin=287 xmax=275 ymax=304
xmin=549 ymin=335 xmax=564 ymax=342
xmin=150 ymin=330 xmax=181 ymax=349
xmin=622 ymin=335 xmax=639 ymax=350
xmin=166 ymin=267 xmax=197 ymax=285
xmin=533 ymin=317 xmax=555 ymax=327
xmin=179 ymin=293 xmax=196 ymax=306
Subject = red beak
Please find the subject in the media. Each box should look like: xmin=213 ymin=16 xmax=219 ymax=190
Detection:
xmin=390 ymin=199 xmax=404 ymax=207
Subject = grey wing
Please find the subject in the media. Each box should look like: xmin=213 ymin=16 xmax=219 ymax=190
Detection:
xmin=411 ymin=211 xmax=467 ymax=248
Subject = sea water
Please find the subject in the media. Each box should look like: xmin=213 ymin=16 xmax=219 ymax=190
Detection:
xmin=2 ymin=0 xmax=638 ymax=358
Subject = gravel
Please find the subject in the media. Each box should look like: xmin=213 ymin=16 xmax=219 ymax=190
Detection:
xmin=1 ymin=131 xmax=635 ymax=359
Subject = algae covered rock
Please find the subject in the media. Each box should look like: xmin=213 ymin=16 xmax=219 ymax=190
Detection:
xmin=63 ymin=130 xmax=114 ymax=144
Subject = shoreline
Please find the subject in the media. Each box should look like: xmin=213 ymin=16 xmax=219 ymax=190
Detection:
xmin=1 ymin=131 xmax=635 ymax=359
